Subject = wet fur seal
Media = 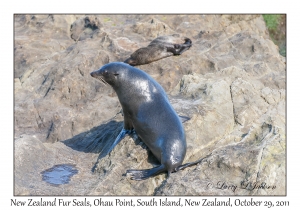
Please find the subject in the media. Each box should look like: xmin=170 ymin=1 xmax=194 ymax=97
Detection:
xmin=90 ymin=62 xmax=205 ymax=180
xmin=124 ymin=34 xmax=192 ymax=66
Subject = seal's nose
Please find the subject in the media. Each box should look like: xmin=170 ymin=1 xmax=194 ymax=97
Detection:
xmin=90 ymin=71 xmax=95 ymax=77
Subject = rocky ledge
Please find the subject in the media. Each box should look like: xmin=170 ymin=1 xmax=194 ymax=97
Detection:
xmin=14 ymin=14 xmax=285 ymax=195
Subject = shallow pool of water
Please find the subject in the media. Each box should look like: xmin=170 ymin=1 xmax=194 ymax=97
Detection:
xmin=41 ymin=164 xmax=78 ymax=186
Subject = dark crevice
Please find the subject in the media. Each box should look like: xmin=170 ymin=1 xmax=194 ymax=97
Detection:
xmin=44 ymin=79 xmax=54 ymax=98
xmin=46 ymin=121 xmax=54 ymax=139
xmin=260 ymin=95 xmax=271 ymax=105
xmin=78 ymin=68 xmax=84 ymax=77
xmin=229 ymin=83 xmax=240 ymax=126
xmin=41 ymin=72 xmax=50 ymax=85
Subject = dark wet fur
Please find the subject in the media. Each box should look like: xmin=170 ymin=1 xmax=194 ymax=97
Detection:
xmin=124 ymin=35 xmax=192 ymax=66
xmin=90 ymin=62 xmax=205 ymax=181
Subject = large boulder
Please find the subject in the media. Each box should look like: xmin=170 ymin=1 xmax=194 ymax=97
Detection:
xmin=14 ymin=14 xmax=285 ymax=195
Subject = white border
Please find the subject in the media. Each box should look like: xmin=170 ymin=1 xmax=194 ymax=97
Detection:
xmin=2 ymin=0 xmax=297 ymax=209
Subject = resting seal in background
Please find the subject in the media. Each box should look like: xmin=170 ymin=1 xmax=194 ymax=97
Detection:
xmin=90 ymin=62 xmax=205 ymax=180
xmin=124 ymin=34 xmax=192 ymax=66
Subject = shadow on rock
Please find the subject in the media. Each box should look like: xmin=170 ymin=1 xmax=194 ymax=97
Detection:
xmin=63 ymin=120 xmax=123 ymax=154
xmin=63 ymin=118 xmax=162 ymax=174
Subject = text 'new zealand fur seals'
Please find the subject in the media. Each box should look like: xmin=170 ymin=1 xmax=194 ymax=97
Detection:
xmin=124 ymin=34 xmax=192 ymax=66
xmin=90 ymin=62 xmax=205 ymax=180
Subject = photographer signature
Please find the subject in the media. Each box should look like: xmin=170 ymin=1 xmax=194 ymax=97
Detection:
xmin=206 ymin=181 xmax=276 ymax=193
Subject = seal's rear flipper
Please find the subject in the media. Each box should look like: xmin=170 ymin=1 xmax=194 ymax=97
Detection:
xmin=126 ymin=164 xmax=166 ymax=180
xmin=175 ymin=153 xmax=212 ymax=171
xmin=169 ymin=38 xmax=192 ymax=55
xmin=183 ymin=38 xmax=192 ymax=46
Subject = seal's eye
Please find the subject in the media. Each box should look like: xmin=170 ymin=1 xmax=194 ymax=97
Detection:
xmin=113 ymin=73 xmax=119 ymax=76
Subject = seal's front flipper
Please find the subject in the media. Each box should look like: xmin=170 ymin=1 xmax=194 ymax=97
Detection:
xmin=107 ymin=128 xmax=134 ymax=153
xmin=126 ymin=165 xmax=166 ymax=180
xmin=98 ymin=128 xmax=133 ymax=159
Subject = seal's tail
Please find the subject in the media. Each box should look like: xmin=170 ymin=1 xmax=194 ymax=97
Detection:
xmin=126 ymin=165 xmax=167 ymax=181
xmin=178 ymin=115 xmax=190 ymax=123
xmin=175 ymin=153 xmax=212 ymax=171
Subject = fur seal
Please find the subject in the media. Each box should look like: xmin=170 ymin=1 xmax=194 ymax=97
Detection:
xmin=90 ymin=62 xmax=206 ymax=180
xmin=124 ymin=34 xmax=192 ymax=66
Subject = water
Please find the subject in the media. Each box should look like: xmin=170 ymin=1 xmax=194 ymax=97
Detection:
xmin=41 ymin=164 xmax=78 ymax=186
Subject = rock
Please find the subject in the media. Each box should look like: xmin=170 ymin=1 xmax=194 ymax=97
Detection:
xmin=155 ymin=123 xmax=285 ymax=196
xmin=70 ymin=16 xmax=102 ymax=41
xmin=14 ymin=14 xmax=285 ymax=195
xmin=132 ymin=18 xmax=175 ymax=38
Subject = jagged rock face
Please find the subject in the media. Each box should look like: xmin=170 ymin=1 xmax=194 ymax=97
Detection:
xmin=14 ymin=14 xmax=285 ymax=195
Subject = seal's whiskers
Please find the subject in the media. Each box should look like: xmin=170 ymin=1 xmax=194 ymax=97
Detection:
xmin=99 ymin=77 xmax=108 ymax=86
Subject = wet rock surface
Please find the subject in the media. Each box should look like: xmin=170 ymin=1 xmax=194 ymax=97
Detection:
xmin=14 ymin=14 xmax=285 ymax=195
xmin=41 ymin=164 xmax=78 ymax=186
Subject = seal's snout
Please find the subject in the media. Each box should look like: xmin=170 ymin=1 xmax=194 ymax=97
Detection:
xmin=124 ymin=58 xmax=137 ymax=66
xmin=124 ymin=58 xmax=130 ymax=64
xmin=90 ymin=71 xmax=96 ymax=77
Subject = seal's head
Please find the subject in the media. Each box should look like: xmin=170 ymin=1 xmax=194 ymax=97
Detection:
xmin=124 ymin=57 xmax=138 ymax=66
xmin=90 ymin=62 xmax=130 ymax=87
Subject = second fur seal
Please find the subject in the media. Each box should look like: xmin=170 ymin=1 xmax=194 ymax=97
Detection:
xmin=124 ymin=34 xmax=192 ymax=66
xmin=90 ymin=62 xmax=204 ymax=180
